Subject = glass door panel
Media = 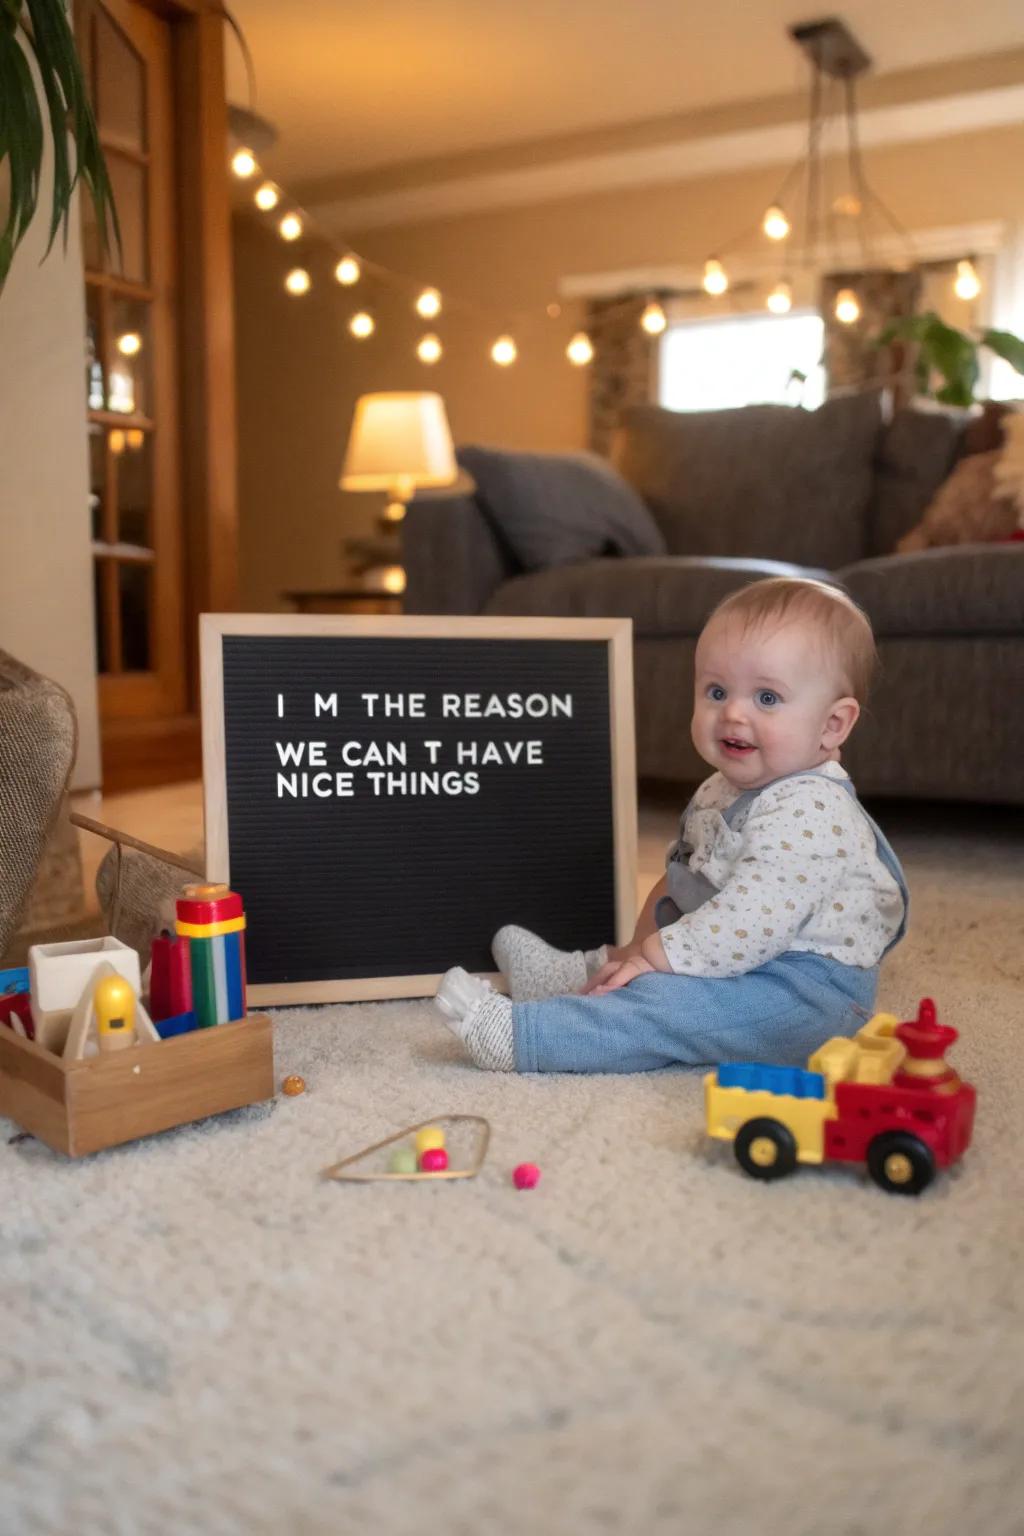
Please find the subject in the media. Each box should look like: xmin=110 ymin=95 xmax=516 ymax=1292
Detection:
xmin=79 ymin=0 xmax=184 ymax=724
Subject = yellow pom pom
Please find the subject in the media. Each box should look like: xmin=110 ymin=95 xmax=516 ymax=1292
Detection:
xmin=414 ymin=1125 xmax=445 ymax=1155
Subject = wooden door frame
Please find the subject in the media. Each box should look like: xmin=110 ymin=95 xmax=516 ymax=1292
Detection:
xmin=93 ymin=0 xmax=238 ymax=789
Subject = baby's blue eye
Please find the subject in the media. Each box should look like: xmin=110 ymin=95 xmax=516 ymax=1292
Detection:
xmin=756 ymin=689 xmax=780 ymax=708
xmin=706 ymin=684 xmax=726 ymax=702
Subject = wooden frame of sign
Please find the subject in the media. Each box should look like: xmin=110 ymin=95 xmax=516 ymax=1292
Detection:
xmin=200 ymin=614 xmax=637 ymax=1005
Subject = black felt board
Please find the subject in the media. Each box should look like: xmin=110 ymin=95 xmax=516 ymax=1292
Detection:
xmin=218 ymin=633 xmax=619 ymax=987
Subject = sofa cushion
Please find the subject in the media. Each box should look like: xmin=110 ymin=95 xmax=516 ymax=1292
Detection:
xmin=838 ymin=545 xmax=1024 ymax=637
xmin=868 ymin=407 xmax=964 ymax=556
xmin=486 ymin=555 xmax=828 ymax=637
xmin=457 ymin=445 xmax=666 ymax=572
xmin=610 ymin=394 xmax=881 ymax=570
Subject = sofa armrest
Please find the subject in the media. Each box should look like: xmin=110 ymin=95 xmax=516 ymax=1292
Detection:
xmin=402 ymin=495 xmax=515 ymax=615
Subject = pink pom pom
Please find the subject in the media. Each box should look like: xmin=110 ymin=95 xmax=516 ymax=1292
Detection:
xmin=513 ymin=1162 xmax=541 ymax=1190
xmin=420 ymin=1147 xmax=448 ymax=1173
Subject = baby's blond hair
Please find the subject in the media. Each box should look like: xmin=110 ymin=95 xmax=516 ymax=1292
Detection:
xmin=706 ymin=577 xmax=877 ymax=704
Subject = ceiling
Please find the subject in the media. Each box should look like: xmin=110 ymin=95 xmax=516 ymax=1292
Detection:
xmin=225 ymin=0 xmax=1024 ymax=188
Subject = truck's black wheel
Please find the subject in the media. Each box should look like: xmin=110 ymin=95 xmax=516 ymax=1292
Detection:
xmin=734 ymin=1118 xmax=798 ymax=1181
xmin=866 ymin=1131 xmax=936 ymax=1196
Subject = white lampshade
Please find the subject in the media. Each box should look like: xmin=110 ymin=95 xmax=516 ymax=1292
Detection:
xmin=340 ymin=392 xmax=458 ymax=496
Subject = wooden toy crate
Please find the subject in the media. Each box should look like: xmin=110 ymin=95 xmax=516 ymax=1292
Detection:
xmin=0 ymin=1014 xmax=274 ymax=1157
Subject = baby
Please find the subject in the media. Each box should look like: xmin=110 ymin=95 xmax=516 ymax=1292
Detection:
xmin=435 ymin=576 xmax=908 ymax=1074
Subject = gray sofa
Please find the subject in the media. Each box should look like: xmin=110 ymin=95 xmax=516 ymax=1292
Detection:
xmin=403 ymin=396 xmax=1024 ymax=805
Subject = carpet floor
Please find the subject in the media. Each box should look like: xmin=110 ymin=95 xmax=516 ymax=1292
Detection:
xmin=3 ymin=806 xmax=1023 ymax=1536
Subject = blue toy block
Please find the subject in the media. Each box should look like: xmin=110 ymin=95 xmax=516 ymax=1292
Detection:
xmin=717 ymin=1062 xmax=826 ymax=1099
xmin=154 ymin=1010 xmax=198 ymax=1039
xmin=0 ymin=966 xmax=30 ymax=995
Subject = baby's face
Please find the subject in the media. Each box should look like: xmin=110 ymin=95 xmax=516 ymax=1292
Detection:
xmin=692 ymin=615 xmax=855 ymax=790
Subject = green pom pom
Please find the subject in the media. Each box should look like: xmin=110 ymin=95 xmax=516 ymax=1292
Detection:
xmin=389 ymin=1146 xmax=418 ymax=1175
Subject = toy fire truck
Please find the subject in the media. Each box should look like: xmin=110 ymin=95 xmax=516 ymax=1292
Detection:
xmin=705 ymin=998 xmax=976 ymax=1195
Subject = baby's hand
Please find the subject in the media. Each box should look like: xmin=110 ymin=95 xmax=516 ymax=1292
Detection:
xmin=579 ymin=959 xmax=623 ymax=995
xmin=590 ymin=956 xmax=656 ymax=995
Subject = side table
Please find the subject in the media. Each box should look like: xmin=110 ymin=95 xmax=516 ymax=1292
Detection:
xmin=282 ymin=589 xmax=404 ymax=616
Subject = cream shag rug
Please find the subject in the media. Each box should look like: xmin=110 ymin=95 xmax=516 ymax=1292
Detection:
xmin=3 ymin=807 xmax=1023 ymax=1536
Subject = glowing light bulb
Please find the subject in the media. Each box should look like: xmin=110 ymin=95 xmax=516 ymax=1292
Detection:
xmin=417 ymin=334 xmax=442 ymax=364
xmin=415 ymin=287 xmax=441 ymax=319
xmin=766 ymin=281 xmax=792 ymax=315
xmin=285 ymin=267 xmax=311 ymax=296
xmin=954 ymin=260 xmax=981 ymax=301
xmin=349 ymin=311 xmax=375 ymax=339
xmin=491 ymin=335 xmax=517 ymax=366
xmin=254 ymin=182 xmax=280 ymax=211
xmin=763 ymin=204 xmax=790 ymax=241
xmin=278 ymin=213 xmax=303 ymax=242
xmin=640 ymin=302 xmax=666 ymax=336
xmin=833 ymin=193 xmax=862 ymax=218
xmin=231 ymin=147 xmax=257 ymax=179
xmin=109 ymin=429 xmax=126 ymax=456
xmin=567 ymin=331 xmax=594 ymax=366
xmin=335 ymin=256 xmax=361 ymax=285
xmin=116 ymin=331 xmax=142 ymax=356
xmin=125 ymin=429 xmax=144 ymax=451
xmin=835 ymin=288 xmax=860 ymax=325
xmin=703 ymin=259 xmax=729 ymax=296
xmin=381 ymin=566 xmax=407 ymax=595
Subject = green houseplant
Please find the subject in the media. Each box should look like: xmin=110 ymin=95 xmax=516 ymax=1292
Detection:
xmin=877 ymin=311 xmax=1024 ymax=407
xmin=0 ymin=0 xmax=117 ymax=289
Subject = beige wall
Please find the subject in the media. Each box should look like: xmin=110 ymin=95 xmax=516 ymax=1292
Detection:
xmin=235 ymin=119 xmax=1024 ymax=610
xmin=0 ymin=164 xmax=99 ymax=789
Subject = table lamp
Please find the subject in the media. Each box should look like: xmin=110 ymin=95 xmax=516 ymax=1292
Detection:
xmin=339 ymin=392 xmax=462 ymax=595
xmin=340 ymin=390 xmax=459 ymax=520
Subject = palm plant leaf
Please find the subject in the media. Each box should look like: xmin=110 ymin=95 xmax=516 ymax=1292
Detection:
xmin=982 ymin=329 xmax=1024 ymax=379
xmin=0 ymin=0 xmax=118 ymax=291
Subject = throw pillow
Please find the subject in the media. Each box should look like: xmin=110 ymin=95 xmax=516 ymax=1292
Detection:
xmin=610 ymin=393 xmax=882 ymax=570
xmin=896 ymin=450 xmax=1018 ymax=552
xmin=456 ymin=445 xmax=667 ymax=572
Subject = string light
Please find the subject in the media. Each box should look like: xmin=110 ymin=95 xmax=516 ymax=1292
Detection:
xmin=567 ymin=332 xmax=594 ymax=366
xmin=231 ymin=147 xmax=257 ymax=179
xmin=417 ymin=334 xmax=442 ymax=364
xmin=109 ymin=428 xmax=126 ymax=455
xmin=278 ymin=213 xmax=303 ymax=242
xmin=415 ymin=287 xmax=442 ymax=319
xmin=335 ymin=255 xmax=361 ymax=286
xmin=380 ymin=567 xmax=407 ymax=595
xmin=703 ymin=259 xmax=729 ymax=296
xmin=762 ymin=204 xmax=790 ymax=240
xmin=285 ymin=267 xmax=311 ymax=296
xmin=835 ymin=288 xmax=861 ymax=324
xmin=116 ymin=331 xmax=142 ymax=356
xmin=491 ymin=335 xmax=517 ymax=366
xmin=766 ymin=281 xmax=792 ymax=315
xmin=954 ymin=259 xmax=981 ymax=301
xmin=254 ymin=181 xmax=280 ymax=211
xmin=640 ymin=301 xmax=667 ymax=336
xmin=349 ymin=311 xmax=375 ymax=339
xmin=125 ymin=429 xmax=144 ymax=451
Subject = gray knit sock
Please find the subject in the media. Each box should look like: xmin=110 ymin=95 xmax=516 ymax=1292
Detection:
xmin=492 ymin=924 xmax=608 ymax=1002
xmin=434 ymin=967 xmax=515 ymax=1071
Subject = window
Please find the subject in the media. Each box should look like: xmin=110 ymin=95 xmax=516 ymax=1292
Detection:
xmin=659 ymin=311 xmax=826 ymax=412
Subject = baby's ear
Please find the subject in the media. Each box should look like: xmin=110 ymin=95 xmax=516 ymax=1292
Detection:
xmin=822 ymin=696 xmax=860 ymax=750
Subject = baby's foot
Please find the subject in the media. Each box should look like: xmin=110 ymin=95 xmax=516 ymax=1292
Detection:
xmin=434 ymin=967 xmax=515 ymax=1071
xmin=492 ymin=924 xmax=608 ymax=1001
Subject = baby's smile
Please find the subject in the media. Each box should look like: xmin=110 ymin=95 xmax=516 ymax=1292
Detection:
xmin=720 ymin=735 xmax=756 ymax=758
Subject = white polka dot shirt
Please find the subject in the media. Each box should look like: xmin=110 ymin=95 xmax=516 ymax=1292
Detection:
xmin=660 ymin=762 xmax=905 ymax=977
